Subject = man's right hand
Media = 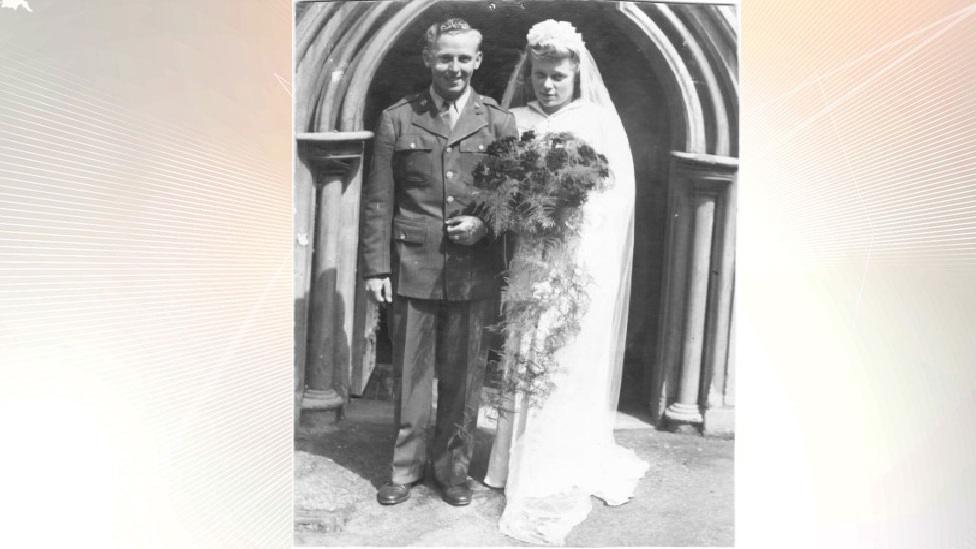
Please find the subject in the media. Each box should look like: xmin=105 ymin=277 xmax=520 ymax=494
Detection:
xmin=366 ymin=276 xmax=394 ymax=304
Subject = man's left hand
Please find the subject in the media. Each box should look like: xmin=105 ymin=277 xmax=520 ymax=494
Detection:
xmin=445 ymin=215 xmax=487 ymax=246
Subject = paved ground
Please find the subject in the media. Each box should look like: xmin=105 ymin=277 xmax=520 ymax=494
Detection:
xmin=295 ymin=398 xmax=733 ymax=547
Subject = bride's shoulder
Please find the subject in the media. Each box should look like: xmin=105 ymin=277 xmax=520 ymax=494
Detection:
xmin=572 ymin=100 xmax=612 ymax=117
xmin=570 ymin=101 xmax=624 ymax=139
xmin=511 ymin=106 xmax=544 ymax=133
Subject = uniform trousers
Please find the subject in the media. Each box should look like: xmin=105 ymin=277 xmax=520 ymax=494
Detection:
xmin=389 ymin=296 xmax=493 ymax=487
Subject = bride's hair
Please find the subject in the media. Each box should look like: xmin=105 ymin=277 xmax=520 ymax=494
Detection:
xmin=521 ymin=19 xmax=585 ymax=101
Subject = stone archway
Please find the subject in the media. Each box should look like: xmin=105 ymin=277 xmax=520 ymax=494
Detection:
xmin=294 ymin=0 xmax=738 ymax=435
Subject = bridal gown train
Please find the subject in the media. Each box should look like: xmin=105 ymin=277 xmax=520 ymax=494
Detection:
xmin=485 ymin=99 xmax=650 ymax=545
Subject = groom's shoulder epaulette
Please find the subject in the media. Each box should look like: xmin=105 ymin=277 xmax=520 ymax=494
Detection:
xmin=385 ymin=93 xmax=426 ymax=112
xmin=478 ymin=95 xmax=507 ymax=111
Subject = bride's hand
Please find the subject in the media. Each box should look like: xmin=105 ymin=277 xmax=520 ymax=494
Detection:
xmin=445 ymin=215 xmax=487 ymax=246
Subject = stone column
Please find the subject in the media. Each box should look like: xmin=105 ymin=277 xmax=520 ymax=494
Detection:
xmin=704 ymin=170 xmax=736 ymax=437
xmin=294 ymin=149 xmax=316 ymax=431
xmin=296 ymin=131 xmax=372 ymax=422
xmin=656 ymin=152 xmax=737 ymax=434
xmin=665 ymin=193 xmax=716 ymax=426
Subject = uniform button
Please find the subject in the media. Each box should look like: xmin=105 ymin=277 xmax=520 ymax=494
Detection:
xmin=478 ymin=144 xmax=485 ymax=151
xmin=410 ymin=142 xmax=416 ymax=149
xmin=446 ymin=146 xmax=453 ymax=152
xmin=447 ymin=195 xmax=455 ymax=203
xmin=399 ymin=232 xmax=406 ymax=239
xmin=446 ymin=170 xmax=454 ymax=178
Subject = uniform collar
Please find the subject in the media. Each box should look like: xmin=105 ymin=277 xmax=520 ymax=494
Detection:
xmin=429 ymin=85 xmax=472 ymax=112
xmin=414 ymin=86 xmax=486 ymax=143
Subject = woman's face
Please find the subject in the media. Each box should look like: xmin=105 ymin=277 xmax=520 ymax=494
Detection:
xmin=529 ymin=55 xmax=577 ymax=114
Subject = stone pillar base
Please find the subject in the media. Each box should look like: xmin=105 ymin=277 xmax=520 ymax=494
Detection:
xmin=301 ymin=388 xmax=345 ymax=422
xmin=664 ymin=401 xmax=703 ymax=423
xmin=703 ymin=406 xmax=735 ymax=438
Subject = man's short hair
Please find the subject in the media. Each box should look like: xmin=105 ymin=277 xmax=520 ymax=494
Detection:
xmin=424 ymin=18 xmax=483 ymax=51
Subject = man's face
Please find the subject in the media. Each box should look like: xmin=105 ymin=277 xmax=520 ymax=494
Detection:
xmin=423 ymin=31 xmax=482 ymax=100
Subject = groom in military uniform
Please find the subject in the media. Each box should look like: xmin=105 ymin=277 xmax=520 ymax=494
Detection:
xmin=361 ymin=18 xmax=517 ymax=506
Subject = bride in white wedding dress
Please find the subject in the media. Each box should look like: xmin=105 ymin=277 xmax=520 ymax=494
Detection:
xmin=484 ymin=20 xmax=650 ymax=545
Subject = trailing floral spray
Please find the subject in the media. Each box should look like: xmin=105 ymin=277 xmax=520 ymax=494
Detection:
xmin=467 ymin=130 xmax=611 ymax=411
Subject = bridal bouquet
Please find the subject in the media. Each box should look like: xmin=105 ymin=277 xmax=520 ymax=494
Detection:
xmin=468 ymin=131 xmax=610 ymax=410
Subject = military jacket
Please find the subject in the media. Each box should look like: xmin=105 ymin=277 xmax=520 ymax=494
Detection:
xmin=362 ymin=89 xmax=518 ymax=300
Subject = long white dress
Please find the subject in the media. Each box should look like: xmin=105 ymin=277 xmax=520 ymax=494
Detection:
xmin=485 ymin=99 xmax=649 ymax=545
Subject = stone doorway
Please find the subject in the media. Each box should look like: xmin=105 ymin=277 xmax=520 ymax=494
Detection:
xmin=358 ymin=1 xmax=672 ymax=415
xmin=295 ymin=0 xmax=737 ymax=434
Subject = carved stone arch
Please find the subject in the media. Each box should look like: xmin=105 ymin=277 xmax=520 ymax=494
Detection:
xmin=672 ymin=3 xmax=739 ymax=156
xmin=296 ymin=1 xmax=738 ymax=152
xmin=614 ymin=3 xmax=707 ymax=154
xmin=336 ymin=1 xmax=440 ymax=131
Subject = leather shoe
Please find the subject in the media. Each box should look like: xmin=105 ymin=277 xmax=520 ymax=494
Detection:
xmin=440 ymin=483 xmax=472 ymax=506
xmin=376 ymin=481 xmax=413 ymax=505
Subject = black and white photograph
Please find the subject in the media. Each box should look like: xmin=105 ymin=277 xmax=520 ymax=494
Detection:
xmin=293 ymin=1 xmax=738 ymax=546
xmin=7 ymin=0 xmax=976 ymax=547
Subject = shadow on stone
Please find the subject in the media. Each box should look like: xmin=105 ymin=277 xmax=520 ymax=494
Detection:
xmin=297 ymin=397 xmax=500 ymax=491
xmin=296 ymin=398 xmax=395 ymax=490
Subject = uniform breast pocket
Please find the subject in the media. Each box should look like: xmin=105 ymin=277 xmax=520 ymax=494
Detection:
xmin=458 ymin=134 xmax=492 ymax=183
xmin=394 ymin=133 xmax=436 ymax=186
xmin=459 ymin=135 xmax=491 ymax=156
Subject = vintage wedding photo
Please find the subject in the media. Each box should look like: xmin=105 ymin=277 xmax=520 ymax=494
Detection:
xmin=293 ymin=1 xmax=737 ymax=546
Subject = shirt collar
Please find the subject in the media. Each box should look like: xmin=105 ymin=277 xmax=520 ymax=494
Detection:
xmin=429 ymin=85 xmax=471 ymax=112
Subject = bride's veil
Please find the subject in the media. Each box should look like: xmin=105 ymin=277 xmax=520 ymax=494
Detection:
xmin=500 ymin=41 xmax=637 ymax=425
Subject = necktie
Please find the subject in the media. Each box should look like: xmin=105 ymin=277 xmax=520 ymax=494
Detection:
xmin=442 ymin=99 xmax=458 ymax=130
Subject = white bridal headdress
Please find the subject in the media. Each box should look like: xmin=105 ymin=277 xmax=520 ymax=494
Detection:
xmin=525 ymin=19 xmax=586 ymax=58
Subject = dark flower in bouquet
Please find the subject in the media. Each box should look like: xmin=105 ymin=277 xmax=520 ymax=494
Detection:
xmin=468 ymin=131 xmax=610 ymax=241
xmin=467 ymin=131 xmax=611 ymax=411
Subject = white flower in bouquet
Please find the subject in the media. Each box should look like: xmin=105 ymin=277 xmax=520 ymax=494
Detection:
xmin=532 ymin=280 xmax=554 ymax=299
xmin=556 ymin=296 xmax=571 ymax=317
